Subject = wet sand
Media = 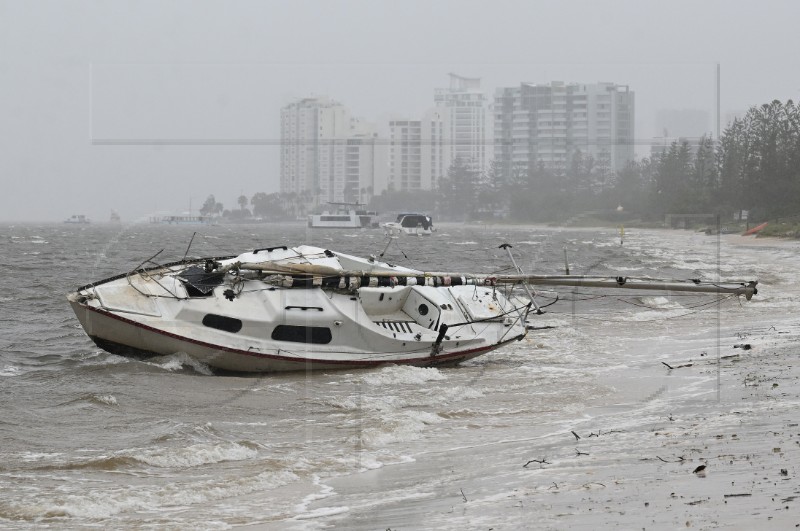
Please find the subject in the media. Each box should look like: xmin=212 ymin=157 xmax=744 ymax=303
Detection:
xmin=501 ymin=327 xmax=800 ymax=529
xmin=292 ymin=233 xmax=800 ymax=530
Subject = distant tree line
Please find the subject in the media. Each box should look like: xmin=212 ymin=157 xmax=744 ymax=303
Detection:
xmin=199 ymin=191 xmax=312 ymax=221
xmin=381 ymin=99 xmax=800 ymax=224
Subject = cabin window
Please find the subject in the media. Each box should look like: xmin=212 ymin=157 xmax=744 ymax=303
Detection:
xmin=271 ymin=325 xmax=332 ymax=344
xmin=418 ymin=303 xmax=429 ymax=316
xmin=202 ymin=314 xmax=243 ymax=333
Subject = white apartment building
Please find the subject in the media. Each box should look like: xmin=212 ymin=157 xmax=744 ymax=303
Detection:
xmin=280 ymin=97 xmax=387 ymax=204
xmin=388 ymin=108 xmax=449 ymax=192
xmin=493 ymin=82 xmax=634 ymax=180
xmin=434 ymin=73 xmax=487 ymax=173
xmin=387 ymin=74 xmax=487 ymax=192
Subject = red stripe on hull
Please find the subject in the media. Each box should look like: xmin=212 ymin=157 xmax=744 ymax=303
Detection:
xmin=74 ymin=303 xmax=522 ymax=372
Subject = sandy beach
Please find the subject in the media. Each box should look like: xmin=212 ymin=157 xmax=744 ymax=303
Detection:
xmin=289 ymin=233 xmax=800 ymax=530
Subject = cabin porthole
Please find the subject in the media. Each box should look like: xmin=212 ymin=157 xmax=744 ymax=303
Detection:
xmin=418 ymin=303 xmax=429 ymax=316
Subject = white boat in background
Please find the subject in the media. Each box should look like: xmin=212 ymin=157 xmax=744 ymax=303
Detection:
xmin=64 ymin=215 xmax=91 ymax=224
xmin=67 ymin=244 xmax=758 ymax=374
xmin=308 ymin=203 xmax=379 ymax=229
xmin=382 ymin=213 xmax=435 ymax=236
xmin=150 ymin=214 xmax=217 ymax=225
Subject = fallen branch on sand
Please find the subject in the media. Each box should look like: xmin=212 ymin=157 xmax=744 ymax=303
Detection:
xmin=582 ymin=482 xmax=606 ymax=489
xmin=655 ymin=455 xmax=686 ymax=463
xmin=523 ymin=458 xmax=551 ymax=467
xmin=662 ymin=361 xmax=693 ymax=370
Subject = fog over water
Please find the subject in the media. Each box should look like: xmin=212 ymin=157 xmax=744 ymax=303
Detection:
xmin=2 ymin=0 xmax=800 ymax=221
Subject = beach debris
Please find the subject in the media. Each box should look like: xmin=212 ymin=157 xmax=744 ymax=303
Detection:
xmin=575 ymin=449 xmax=589 ymax=457
xmin=460 ymin=488 xmax=467 ymax=502
xmin=661 ymin=361 xmax=693 ymax=370
xmin=693 ymin=465 xmax=707 ymax=477
xmin=523 ymin=458 xmax=551 ymax=468
xmin=571 ymin=430 xmax=581 ymax=440
xmin=581 ymin=482 xmax=606 ymax=489
xmin=781 ymin=469 xmax=788 ymax=476
xmin=733 ymin=343 xmax=752 ymax=350
xmin=548 ymin=482 xmax=559 ymax=490
xmin=723 ymin=493 xmax=752 ymax=498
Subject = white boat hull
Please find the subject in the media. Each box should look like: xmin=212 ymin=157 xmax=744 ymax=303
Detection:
xmin=68 ymin=246 xmax=529 ymax=373
xmin=382 ymin=222 xmax=434 ymax=236
xmin=69 ymin=299 xmax=518 ymax=372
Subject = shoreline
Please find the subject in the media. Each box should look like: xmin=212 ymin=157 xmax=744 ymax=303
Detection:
xmin=296 ymin=321 xmax=800 ymax=530
xmin=287 ymin=231 xmax=800 ymax=530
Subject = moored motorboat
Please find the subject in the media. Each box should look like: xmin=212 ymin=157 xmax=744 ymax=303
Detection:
xmin=308 ymin=203 xmax=379 ymax=229
xmin=381 ymin=213 xmax=435 ymax=236
xmin=64 ymin=215 xmax=91 ymax=224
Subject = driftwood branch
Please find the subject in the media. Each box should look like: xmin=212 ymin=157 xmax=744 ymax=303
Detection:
xmin=656 ymin=455 xmax=685 ymax=463
xmin=662 ymin=361 xmax=693 ymax=370
xmin=523 ymin=458 xmax=551 ymax=468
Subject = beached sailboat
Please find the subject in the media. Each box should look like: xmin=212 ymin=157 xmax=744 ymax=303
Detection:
xmin=67 ymin=244 xmax=757 ymax=373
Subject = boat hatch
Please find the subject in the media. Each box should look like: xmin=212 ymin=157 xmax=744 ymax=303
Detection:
xmin=176 ymin=266 xmax=225 ymax=297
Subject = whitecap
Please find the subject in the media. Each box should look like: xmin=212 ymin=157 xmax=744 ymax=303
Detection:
xmin=358 ymin=410 xmax=444 ymax=447
xmin=127 ymin=441 xmax=258 ymax=468
xmin=92 ymin=394 xmax=118 ymax=406
xmin=361 ymin=365 xmax=446 ymax=386
xmin=145 ymin=352 xmax=213 ymax=375
xmin=0 ymin=365 xmax=21 ymax=376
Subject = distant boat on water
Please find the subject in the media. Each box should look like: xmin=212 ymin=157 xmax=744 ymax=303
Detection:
xmin=308 ymin=202 xmax=379 ymax=229
xmin=149 ymin=214 xmax=218 ymax=225
xmin=382 ymin=213 xmax=435 ymax=236
xmin=64 ymin=215 xmax=91 ymax=224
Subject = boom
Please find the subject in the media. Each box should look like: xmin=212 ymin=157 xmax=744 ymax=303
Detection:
xmin=231 ymin=262 xmax=758 ymax=300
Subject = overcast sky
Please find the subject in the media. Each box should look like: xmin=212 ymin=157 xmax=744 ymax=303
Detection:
xmin=1 ymin=0 xmax=799 ymax=222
